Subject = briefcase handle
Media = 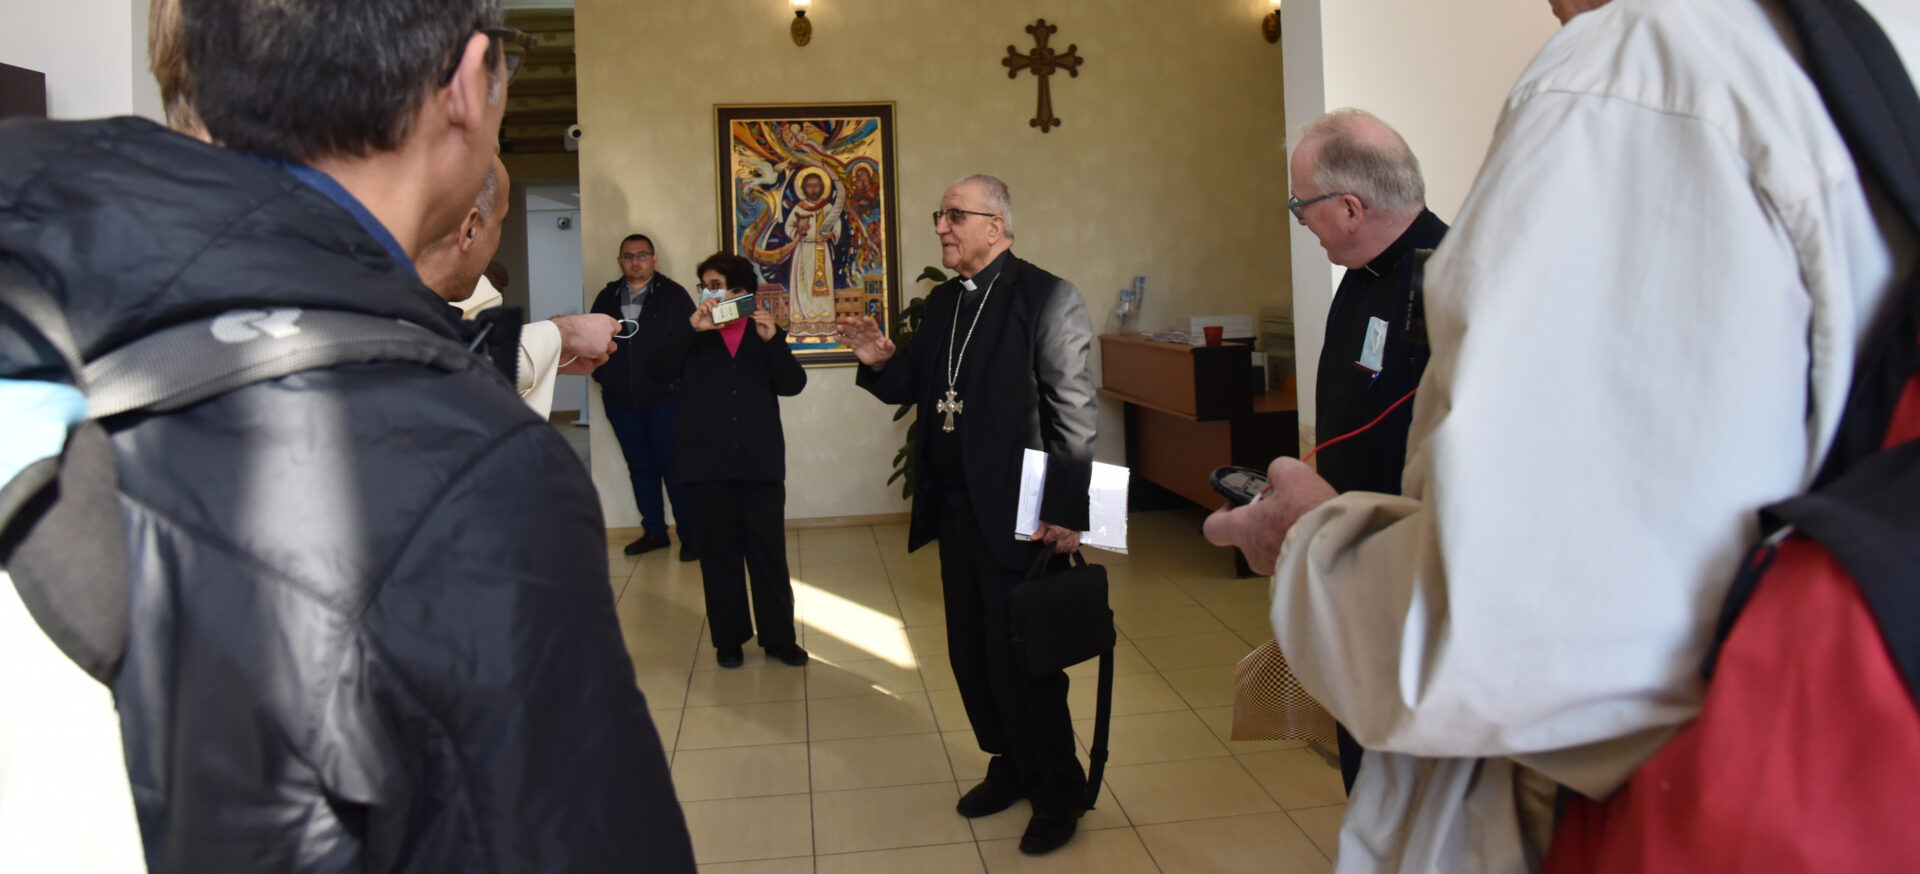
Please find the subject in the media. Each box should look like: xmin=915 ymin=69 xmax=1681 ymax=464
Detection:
xmin=1026 ymin=546 xmax=1089 ymax=580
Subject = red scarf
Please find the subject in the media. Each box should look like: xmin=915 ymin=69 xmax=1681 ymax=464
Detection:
xmin=720 ymin=320 xmax=749 ymax=357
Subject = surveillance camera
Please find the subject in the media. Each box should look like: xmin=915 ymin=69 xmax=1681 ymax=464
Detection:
xmin=563 ymin=124 xmax=583 ymax=153
xmin=556 ymin=216 xmax=573 ymax=231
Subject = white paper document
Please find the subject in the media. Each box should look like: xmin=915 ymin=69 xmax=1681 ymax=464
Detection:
xmin=1013 ymin=448 xmax=1130 ymax=554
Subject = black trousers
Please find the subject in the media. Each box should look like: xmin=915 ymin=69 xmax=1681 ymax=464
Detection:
xmin=1337 ymin=723 xmax=1362 ymax=794
xmin=937 ymin=491 xmax=1086 ymax=815
xmin=684 ymin=480 xmax=796 ymax=649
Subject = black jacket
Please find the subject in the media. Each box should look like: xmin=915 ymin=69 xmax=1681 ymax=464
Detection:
xmin=590 ymin=274 xmax=692 ymax=408
xmin=857 ymin=253 xmax=1098 ymax=572
xmin=1314 ymin=208 xmax=1449 ymax=495
xmin=645 ymin=317 xmax=807 ymax=483
xmin=0 ymin=117 xmax=694 ymax=873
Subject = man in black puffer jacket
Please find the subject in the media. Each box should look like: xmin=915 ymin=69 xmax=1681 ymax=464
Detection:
xmin=0 ymin=0 xmax=693 ymax=871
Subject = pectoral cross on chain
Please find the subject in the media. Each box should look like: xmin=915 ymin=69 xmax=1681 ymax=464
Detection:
xmin=936 ymin=389 xmax=964 ymax=433
xmin=1004 ymin=19 xmax=1082 ymax=133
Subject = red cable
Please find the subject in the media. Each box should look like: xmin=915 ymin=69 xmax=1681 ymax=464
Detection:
xmin=1301 ymin=388 xmax=1420 ymax=463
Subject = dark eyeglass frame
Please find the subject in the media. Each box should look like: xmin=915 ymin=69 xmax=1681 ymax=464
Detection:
xmin=438 ymin=26 xmax=533 ymax=87
xmin=931 ymin=208 xmax=1000 ymax=228
xmin=1287 ymin=191 xmax=1366 ymax=221
xmin=619 ymin=251 xmax=656 ymax=261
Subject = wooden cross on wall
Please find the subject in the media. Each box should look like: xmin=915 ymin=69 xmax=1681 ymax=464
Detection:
xmin=1004 ymin=19 xmax=1082 ymax=133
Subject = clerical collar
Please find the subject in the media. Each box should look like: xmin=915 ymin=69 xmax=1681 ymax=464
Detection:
xmin=959 ymin=249 xmax=1013 ymax=293
xmin=1364 ymin=208 xmax=1445 ymax=276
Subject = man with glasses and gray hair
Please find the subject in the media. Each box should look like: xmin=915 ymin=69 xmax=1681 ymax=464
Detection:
xmin=0 ymin=0 xmax=693 ymax=869
xmin=1287 ymin=107 xmax=1448 ymax=794
xmin=837 ymin=174 xmax=1098 ymax=856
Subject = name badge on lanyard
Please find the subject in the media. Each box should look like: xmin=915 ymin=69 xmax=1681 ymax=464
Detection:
xmin=1355 ymin=316 xmax=1388 ymax=375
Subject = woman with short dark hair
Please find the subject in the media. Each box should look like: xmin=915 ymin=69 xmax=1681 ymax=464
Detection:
xmin=646 ymin=252 xmax=808 ymax=668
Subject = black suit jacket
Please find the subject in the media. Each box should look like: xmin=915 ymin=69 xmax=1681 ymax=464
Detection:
xmin=857 ymin=253 xmax=1098 ymax=572
xmin=645 ymin=318 xmax=807 ymax=484
xmin=590 ymin=273 xmax=693 ymax=408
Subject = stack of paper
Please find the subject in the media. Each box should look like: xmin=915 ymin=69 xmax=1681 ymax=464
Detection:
xmin=1013 ymin=448 xmax=1130 ymax=554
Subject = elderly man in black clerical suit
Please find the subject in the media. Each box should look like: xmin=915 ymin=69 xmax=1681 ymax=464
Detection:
xmin=837 ymin=174 xmax=1097 ymax=856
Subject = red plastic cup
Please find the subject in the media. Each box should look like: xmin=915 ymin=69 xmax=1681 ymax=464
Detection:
xmin=1203 ymin=325 xmax=1224 ymax=347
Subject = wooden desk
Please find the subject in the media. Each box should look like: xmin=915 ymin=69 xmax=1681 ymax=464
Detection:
xmin=1099 ymin=334 xmax=1298 ymax=511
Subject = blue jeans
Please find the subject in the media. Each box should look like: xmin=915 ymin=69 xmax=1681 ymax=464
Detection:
xmin=604 ymin=401 xmax=690 ymax=540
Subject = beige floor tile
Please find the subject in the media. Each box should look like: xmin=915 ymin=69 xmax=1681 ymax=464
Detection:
xmin=1104 ymin=757 xmax=1278 ymax=825
xmin=627 ymin=637 xmax=701 ymax=674
xmin=682 ymin=794 xmax=813 ymax=864
xmin=697 ymin=858 xmax=813 ymax=874
xmin=1065 ymin=638 xmax=1156 ymax=679
xmin=685 ymin=663 xmax=809 ymax=707
xmin=817 ymin=842 xmax=983 ymax=874
xmin=812 ymin=782 xmax=971 ymax=855
xmin=809 ymin=691 xmax=939 ymax=740
xmin=1193 ymin=705 xmax=1311 ymax=754
xmin=1105 ymin=582 xmax=1198 ymax=610
xmin=795 ymin=564 xmax=897 ymax=595
xmin=802 ymin=625 xmax=915 ymax=665
xmin=1066 ymin=670 xmax=1188 ymax=720
xmin=966 ymin=780 xmax=1130 ymax=840
xmin=677 ymin=700 xmax=808 ymax=750
xmin=810 ymin=732 xmax=955 ymax=792
xmin=1159 ymin=664 xmax=1238 ymax=710
xmin=672 ymin=742 xmax=811 ymax=801
xmin=1134 ymin=631 xmax=1258 ymax=671
xmin=1101 ymin=561 xmax=1173 ymax=587
xmin=1137 ymin=811 xmax=1332 ymax=874
xmin=919 ymin=654 xmax=961 ymax=691
xmin=906 ymin=624 xmax=949 ymax=659
xmin=1112 ymin=603 xmax=1233 ymax=639
xmin=697 ymin=858 xmax=814 ymax=874
xmin=899 ymin=597 xmax=947 ymax=628
xmin=801 ymin=546 xmax=890 ymax=569
xmin=942 ymin=730 xmax=993 ymax=781
xmin=808 ymin=658 xmax=927 ymax=700
xmin=1205 ymin=599 xmax=1278 ymax=633
xmin=798 ymin=526 xmax=880 ymax=550
xmin=1241 ymin=748 xmax=1347 ymax=810
xmin=1168 ymin=576 xmax=1270 ymax=605
xmin=1288 ymin=804 xmax=1346 ymax=862
xmin=1073 ymin=709 xmax=1229 ymax=766
xmin=928 ymin=687 xmax=971 ymax=732
xmin=977 ymin=826 xmax=1160 ymax=873
xmin=651 ymin=708 xmax=682 ymax=751
xmin=635 ymin=671 xmax=690 ymax=710
xmin=891 ymin=576 xmax=946 ymax=605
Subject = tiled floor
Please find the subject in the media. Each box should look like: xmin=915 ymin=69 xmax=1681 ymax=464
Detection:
xmin=609 ymin=508 xmax=1345 ymax=873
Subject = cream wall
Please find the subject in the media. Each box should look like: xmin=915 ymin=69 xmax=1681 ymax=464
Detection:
xmin=1282 ymin=0 xmax=1559 ymax=445
xmin=576 ymin=0 xmax=1291 ymax=525
xmin=0 ymin=0 xmax=161 ymax=122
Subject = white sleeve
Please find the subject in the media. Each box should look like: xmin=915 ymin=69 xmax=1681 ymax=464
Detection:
xmin=1271 ymin=91 xmax=1820 ymax=780
xmin=516 ymin=320 xmax=563 ymax=418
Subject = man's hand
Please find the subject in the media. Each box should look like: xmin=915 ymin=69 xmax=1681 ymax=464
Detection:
xmin=752 ymin=307 xmax=778 ymax=342
xmin=1033 ymin=521 xmax=1081 ymax=554
xmin=550 ymin=313 xmax=618 ymax=375
xmin=1202 ymin=457 xmax=1337 ymax=575
xmin=834 ymin=315 xmax=895 ymax=367
xmin=691 ymin=298 xmax=719 ymax=332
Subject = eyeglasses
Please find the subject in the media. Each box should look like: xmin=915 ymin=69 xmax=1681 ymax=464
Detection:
xmin=620 ymin=251 xmax=655 ymax=261
xmin=1287 ymin=191 xmax=1366 ymax=221
xmin=438 ymin=26 xmax=533 ymax=87
xmin=932 ymin=208 xmax=999 ymax=228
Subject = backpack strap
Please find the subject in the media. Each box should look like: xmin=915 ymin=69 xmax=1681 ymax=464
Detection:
xmin=1 ymin=267 xmax=500 ymax=685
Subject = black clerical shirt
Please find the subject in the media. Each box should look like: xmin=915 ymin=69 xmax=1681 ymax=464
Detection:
xmin=928 ymin=248 xmax=1012 ymax=492
xmin=1313 ymin=209 xmax=1449 ymax=495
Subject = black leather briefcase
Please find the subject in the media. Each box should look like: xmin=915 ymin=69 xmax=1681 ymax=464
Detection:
xmin=1008 ymin=547 xmax=1117 ymax=811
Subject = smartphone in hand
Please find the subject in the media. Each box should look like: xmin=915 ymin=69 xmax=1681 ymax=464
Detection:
xmin=1210 ymin=466 xmax=1269 ymax=507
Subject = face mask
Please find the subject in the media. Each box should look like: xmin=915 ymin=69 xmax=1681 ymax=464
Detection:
xmin=700 ymin=288 xmax=727 ymax=303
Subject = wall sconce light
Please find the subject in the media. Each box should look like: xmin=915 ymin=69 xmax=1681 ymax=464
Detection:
xmin=1262 ymin=0 xmax=1282 ymax=43
xmin=791 ymin=0 xmax=813 ymax=47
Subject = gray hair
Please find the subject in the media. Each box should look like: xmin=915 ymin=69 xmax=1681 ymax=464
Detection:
xmin=953 ymin=174 xmax=1014 ymax=239
xmin=474 ymin=164 xmax=501 ymax=224
xmin=1294 ymin=108 xmax=1425 ymax=215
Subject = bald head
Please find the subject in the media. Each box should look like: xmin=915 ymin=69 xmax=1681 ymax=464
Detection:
xmin=418 ymin=156 xmax=513 ymax=302
xmin=1293 ymin=109 xmax=1425 ymax=218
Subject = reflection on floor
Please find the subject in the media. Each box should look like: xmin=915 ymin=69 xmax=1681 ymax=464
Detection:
xmin=611 ymin=507 xmax=1344 ymax=873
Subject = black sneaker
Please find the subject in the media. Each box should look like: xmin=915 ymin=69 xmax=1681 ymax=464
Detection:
xmin=1018 ymin=809 xmax=1081 ymax=856
xmin=624 ymin=532 xmax=670 ymax=556
xmin=678 ymin=540 xmax=700 ymax=563
xmin=764 ymin=642 xmax=809 ymax=666
xmin=716 ymin=645 xmax=744 ymax=668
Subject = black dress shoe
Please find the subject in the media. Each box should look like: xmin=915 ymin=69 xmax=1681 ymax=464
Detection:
xmin=624 ymin=532 xmax=670 ymax=556
xmin=955 ymin=777 xmax=1025 ymax=818
xmin=715 ymin=645 xmax=744 ymax=668
xmin=763 ymin=641 xmax=809 ymax=666
xmin=1018 ymin=809 xmax=1081 ymax=856
xmin=678 ymin=541 xmax=700 ymax=563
